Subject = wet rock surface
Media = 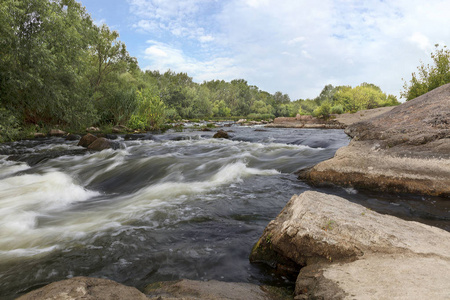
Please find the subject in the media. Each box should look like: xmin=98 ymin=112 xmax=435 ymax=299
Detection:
xmin=17 ymin=277 xmax=148 ymax=300
xmin=213 ymin=129 xmax=230 ymax=139
xmin=299 ymin=83 xmax=450 ymax=196
xmin=250 ymin=191 xmax=450 ymax=299
xmin=145 ymin=279 xmax=284 ymax=300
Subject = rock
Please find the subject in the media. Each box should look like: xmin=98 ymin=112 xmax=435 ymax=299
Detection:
xmin=145 ymin=279 xmax=281 ymax=300
xmin=213 ymin=129 xmax=229 ymax=139
xmin=112 ymin=125 xmax=131 ymax=133
xmin=65 ymin=134 xmax=81 ymax=141
xmin=299 ymin=83 xmax=450 ymax=196
xmin=17 ymin=276 xmax=147 ymax=300
xmin=86 ymin=126 xmax=100 ymax=132
xmin=77 ymin=133 xmax=97 ymax=148
xmin=334 ymin=106 xmax=395 ymax=126
xmin=87 ymin=137 xmax=116 ymax=151
xmin=48 ymin=129 xmax=66 ymax=136
xmin=250 ymin=191 xmax=450 ymax=299
xmin=104 ymin=134 xmax=118 ymax=140
xmin=124 ymin=133 xmax=153 ymax=140
xmin=33 ymin=132 xmax=46 ymax=138
xmin=237 ymin=118 xmax=247 ymax=124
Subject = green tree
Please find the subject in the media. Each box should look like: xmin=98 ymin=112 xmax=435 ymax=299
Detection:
xmin=402 ymin=44 xmax=450 ymax=100
xmin=212 ymin=100 xmax=231 ymax=117
xmin=0 ymin=0 xmax=98 ymax=128
xmin=129 ymin=88 xmax=166 ymax=130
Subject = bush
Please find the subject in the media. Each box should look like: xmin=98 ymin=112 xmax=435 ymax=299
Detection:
xmin=128 ymin=88 xmax=166 ymax=130
xmin=402 ymin=44 xmax=450 ymax=100
xmin=0 ymin=108 xmax=21 ymax=142
xmin=331 ymin=104 xmax=344 ymax=114
xmin=313 ymin=102 xmax=331 ymax=119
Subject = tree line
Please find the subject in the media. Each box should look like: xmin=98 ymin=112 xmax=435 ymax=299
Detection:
xmin=10 ymin=0 xmax=448 ymax=142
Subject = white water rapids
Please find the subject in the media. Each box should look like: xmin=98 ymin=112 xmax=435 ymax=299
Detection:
xmin=0 ymin=126 xmax=447 ymax=299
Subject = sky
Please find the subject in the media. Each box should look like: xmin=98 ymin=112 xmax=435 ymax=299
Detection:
xmin=80 ymin=0 xmax=450 ymax=100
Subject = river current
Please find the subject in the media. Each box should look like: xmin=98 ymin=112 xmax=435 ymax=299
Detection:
xmin=0 ymin=126 xmax=448 ymax=299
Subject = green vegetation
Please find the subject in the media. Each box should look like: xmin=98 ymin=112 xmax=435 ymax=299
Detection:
xmin=402 ymin=44 xmax=450 ymax=100
xmin=0 ymin=0 xmax=400 ymax=142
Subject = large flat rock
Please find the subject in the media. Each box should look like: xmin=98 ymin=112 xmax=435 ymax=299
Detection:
xmin=299 ymin=83 xmax=450 ymax=196
xmin=16 ymin=276 xmax=148 ymax=300
xmin=250 ymin=191 xmax=450 ymax=299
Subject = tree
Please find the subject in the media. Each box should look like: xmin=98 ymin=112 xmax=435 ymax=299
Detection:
xmin=402 ymin=44 xmax=450 ymax=100
xmin=0 ymin=0 xmax=98 ymax=128
xmin=128 ymin=88 xmax=166 ymax=130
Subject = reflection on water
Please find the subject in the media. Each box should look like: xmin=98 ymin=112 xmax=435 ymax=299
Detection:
xmin=0 ymin=126 xmax=448 ymax=299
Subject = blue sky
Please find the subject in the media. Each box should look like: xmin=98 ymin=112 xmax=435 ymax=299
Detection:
xmin=80 ymin=0 xmax=450 ymax=100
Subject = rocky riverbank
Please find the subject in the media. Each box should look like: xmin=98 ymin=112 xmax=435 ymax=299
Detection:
xmin=17 ymin=277 xmax=291 ymax=300
xmin=298 ymin=83 xmax=450 ymax=196
xmin=250 ymin=191 xmax=450 ymax=299
xmin=266 ymin=106 xmax=395 ymax=129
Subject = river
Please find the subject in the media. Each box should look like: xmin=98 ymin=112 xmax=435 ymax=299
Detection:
xmin=0 ymin=125 xmax=448 ymax=299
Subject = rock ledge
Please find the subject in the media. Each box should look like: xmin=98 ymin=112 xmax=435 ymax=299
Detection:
xmin=250 ymin=191 xmax=450 ymax=299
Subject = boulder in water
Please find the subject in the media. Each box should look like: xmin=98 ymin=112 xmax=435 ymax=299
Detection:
xmin=65 ymin=134 xmax=81 ymax=141
xmin=87 ymin=137 xmax=116 ymax=151
xmin=77 ymin=133 xmax=97 ymax=148
xmin=213 ymin=129 xmax=229 ymax=139
xmin=250 ymin=191 xmax=450 ymax=299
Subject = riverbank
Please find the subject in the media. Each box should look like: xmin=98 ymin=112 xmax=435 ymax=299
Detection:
xmin=298 ymin=83 xmax=450 ymax=196
xmin=250 ymin=191 xmax=450 ymax=299
xmin=266 ymin=106 xmax=395 ymax=129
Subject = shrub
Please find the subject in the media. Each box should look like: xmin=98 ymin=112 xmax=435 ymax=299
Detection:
xmin=0 ymin=108 xmax=21 ymax=142
xmin=331 ymin=104 xmax=344 ymax=114
xmin=313 ymin=102 xmax=331 ymax=119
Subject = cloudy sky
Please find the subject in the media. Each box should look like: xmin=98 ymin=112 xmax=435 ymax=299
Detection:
xmin=80 ymin=0 xmax=450 ymax=100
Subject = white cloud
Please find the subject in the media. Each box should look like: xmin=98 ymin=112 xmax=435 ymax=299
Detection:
xmin=143 ymin=41 xmax=241 ymax=82
xmin=409 ymin=32 xmax=431 ymax=51
xmin=287 ymin=37 xmax=306 ymax=45
xmin=93 ymin=18 xmax=106 ymax=27
xmin=199 ymin=35 xmax=214 ymax=43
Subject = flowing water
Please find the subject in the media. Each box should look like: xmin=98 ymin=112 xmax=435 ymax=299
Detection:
xmin=0 ymin=126 xmax=448 ymax=299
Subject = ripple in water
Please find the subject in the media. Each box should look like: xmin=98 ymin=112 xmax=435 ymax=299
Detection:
xmin=0 ymin=127 xmax=447 ymax=299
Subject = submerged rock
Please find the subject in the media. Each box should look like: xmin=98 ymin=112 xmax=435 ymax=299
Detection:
xmin=250 ymin=191 xmax=450 ymax=299
xmin=17 ymin=276 xmax=147 ymax=300
xmin=65 ymin=134 xmax=81 ymax=141
xmin=299 ymin=83 xmax=450 ymax=196
xmin=87 ymin=137 xmax=117 ymax=151
xmin=77 ymin=133 xmax=97 ymax=148
xmin=213 ymin=129 xmax=229 ymax=139
xmin=124 ymin=133 xmax=153 ymax=140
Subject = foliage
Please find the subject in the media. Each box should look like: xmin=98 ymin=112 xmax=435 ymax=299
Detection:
xmin=128 ymin=89 xmax=166 ymax=130
xmin=313 ymin=102 xmax=331 ymax=119
xmin=401 ymin=44 xmax=450 ymax=100
xmin=331 ymin=104 xmax=344 ymax=114
xmin=0 ymin=108 xmax=21 ymax=142
xmin=0 ymin=0 xmax=401 ymax=139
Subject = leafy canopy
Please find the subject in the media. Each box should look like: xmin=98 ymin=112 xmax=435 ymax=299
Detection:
xmin=402 ymin=44 xmax=450 ymax=101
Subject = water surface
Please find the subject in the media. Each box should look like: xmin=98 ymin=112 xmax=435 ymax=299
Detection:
xmin=0 ymin=126 xmax=448 ymax=299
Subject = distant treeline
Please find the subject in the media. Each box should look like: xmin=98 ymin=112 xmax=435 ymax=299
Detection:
xmin=1 ymin=0 xmax=401 ymax=142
